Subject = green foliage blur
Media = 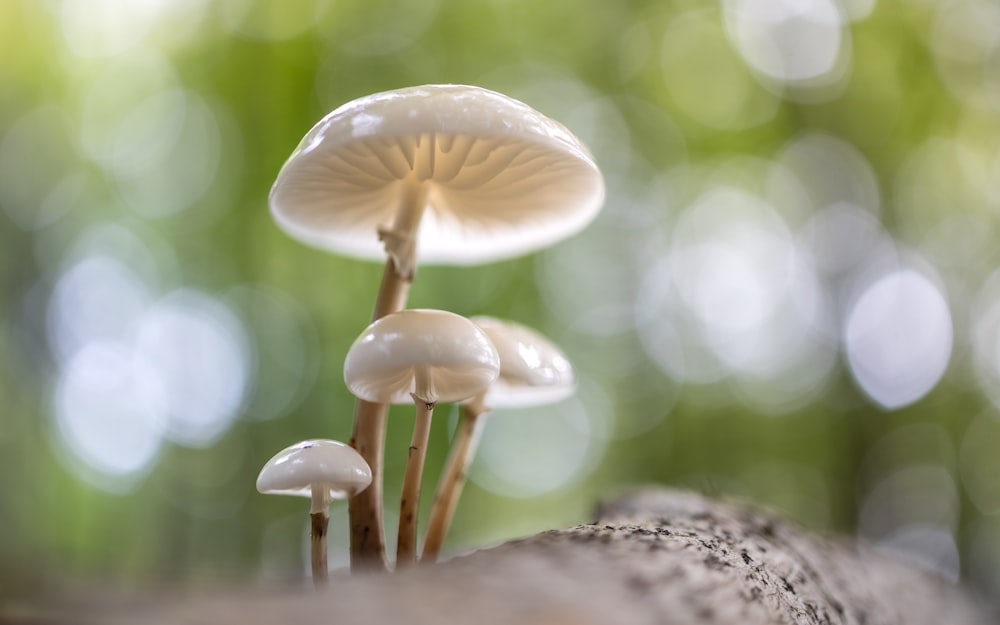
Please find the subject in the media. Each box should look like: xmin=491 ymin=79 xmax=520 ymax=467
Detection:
xmin=2 ymin=0 xmax=999 ymax=607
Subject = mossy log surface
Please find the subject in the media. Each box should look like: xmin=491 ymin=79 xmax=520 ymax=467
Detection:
xmin=56 ymin=489 xmax=1000 ymax=624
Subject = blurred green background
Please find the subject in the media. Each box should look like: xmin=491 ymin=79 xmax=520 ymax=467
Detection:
xmin=2 ymin=0 xmax=1000 ymax=609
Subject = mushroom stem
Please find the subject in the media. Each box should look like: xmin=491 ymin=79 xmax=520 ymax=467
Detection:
xmin=372 ymin=257 xmax=412 ymax=316
xmin=378 ymin=179 xmax=428 ymax=280
xmin=347 ymin=398 xmax=390 ymax=570
xmin=421 ymin=399 xmax=490 ymax=562
xmin=397 ymin=395 xmax=435 ymax=566
xmin=310 ymin=488 xmax=331 ymax=586
xmin=348 ymin=183 xmax=428 ymax=571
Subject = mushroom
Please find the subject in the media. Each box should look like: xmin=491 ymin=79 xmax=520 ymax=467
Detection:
xmin=421 ymin=316 xmax=575 ymax=562
xmin=256 ymin=439 xmax=372 ymax=585
xmin=269 ymin=84 xmax=604 ymax=567
xmin=270 ymin=84 xmax=605 ymax=277
xmin=343 ymin=309 xmax=499 ymax=565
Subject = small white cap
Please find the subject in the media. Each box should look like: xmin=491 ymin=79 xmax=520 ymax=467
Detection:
xmin=269 ymin=84 xmax=605 ymax=265
xmin=343 ymin=309 xmax=500 ymax=405
xmin=256 ymin=439 xmax=372 ymax=501
xmin=471 ymin=316 xmax=576 ymax=408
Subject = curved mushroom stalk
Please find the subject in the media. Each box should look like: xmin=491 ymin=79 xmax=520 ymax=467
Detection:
xmin=421 ymin=397 xmax=490 ymax=561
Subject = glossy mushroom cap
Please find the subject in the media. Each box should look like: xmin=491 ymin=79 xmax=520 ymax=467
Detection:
xmin=256 ymin=439 xmax=372 ymax=500
xmin=471 ymin=316 xmax=576 ymax=408
xmin=344 ymin=309 xmax=500 ymax=405
xmin=269 ymin=84 xmax=605 ymax=265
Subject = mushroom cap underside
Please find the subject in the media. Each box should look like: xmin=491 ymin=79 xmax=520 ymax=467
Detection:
xmin=270 ymin=84 xmax=605 ymax=265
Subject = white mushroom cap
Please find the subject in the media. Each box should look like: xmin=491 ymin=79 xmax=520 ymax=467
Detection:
xmin=343 ymin=309 xmax=500 ymax=405
xmin=471 ymin=316 xmax=576 ymax=408
xmin=269 ymin=84 xmax=605 ymax=265
xmin=256 ymin=439 xmax=372 ymax=502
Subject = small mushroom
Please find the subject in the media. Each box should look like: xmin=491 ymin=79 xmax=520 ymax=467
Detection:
xmin=256 ymin=439 xmax=372 ymax=585
xmin=343 ymin=309 xmax=499 ymax=565
xmin=269 ymin=84 xmax=604 ymax=567
xmin=421 ymin=317 xmax=575 ymax=561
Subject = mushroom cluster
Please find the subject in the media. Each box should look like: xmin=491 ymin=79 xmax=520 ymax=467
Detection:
xmin=261 ymin=84 xmax=604 ymax=576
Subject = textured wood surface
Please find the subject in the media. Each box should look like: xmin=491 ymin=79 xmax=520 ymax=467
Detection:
xmin=75 ymin=489 xmax=996 ymax=624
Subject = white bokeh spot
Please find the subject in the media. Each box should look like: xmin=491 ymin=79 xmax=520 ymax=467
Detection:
xmin=845 ymin=270 xmax=952 ymax=409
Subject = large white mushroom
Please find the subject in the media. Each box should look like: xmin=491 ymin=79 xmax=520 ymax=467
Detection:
xmin=268 ymin=84 xmax=604 ymax=568
xmin=270 ymin=84 xmax=605 ymax=276
xmin=343 ymin=309 xmax=499 ymax=565
xmin=421 ymin=316 xmax=575 ymax=561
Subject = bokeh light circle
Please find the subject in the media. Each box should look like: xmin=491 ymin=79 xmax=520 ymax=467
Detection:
xmin=844 ymin=269 xmax=952 ymax=409
xmin=54 ymin=341 xmax=167 ymax=490
xmin=134 ymin=290 xmax=250 ymax=448
xmin=470 ymin=385 xmax=610 ymax=499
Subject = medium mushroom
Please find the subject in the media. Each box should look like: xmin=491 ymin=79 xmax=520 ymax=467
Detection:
xmin=256 ymin=439 xmax=372 ymax=585
xmin=343 ymin=309 xmax=499 ymax=565
xmin=269 ymin=84 xmax=604 ymax=568
xmin=421 ymin=316 xmax=575 ymax=561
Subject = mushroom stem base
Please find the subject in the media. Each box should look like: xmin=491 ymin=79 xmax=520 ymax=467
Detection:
xmin=310 ymin=511 xmax=329 ymax=587
xmin=348 ymin=401 xmax=390 ymax=571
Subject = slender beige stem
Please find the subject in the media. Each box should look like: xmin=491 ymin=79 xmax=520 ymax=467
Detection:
xmin=421 ymin=401 xmax=489 ymax=561
xmin=372 ymin=257 xmax=412 ymax=317
xmin=397 ymin=396 xmax=435 ymax=566
xmin=348 ymin=180 xmax=426 ymax=571
xmin=309 ymin=488 xmax=330 ymax=586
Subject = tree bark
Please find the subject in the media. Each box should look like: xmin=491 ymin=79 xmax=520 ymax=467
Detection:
xmin=77 ymin=489 xmax=996 ymax=624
